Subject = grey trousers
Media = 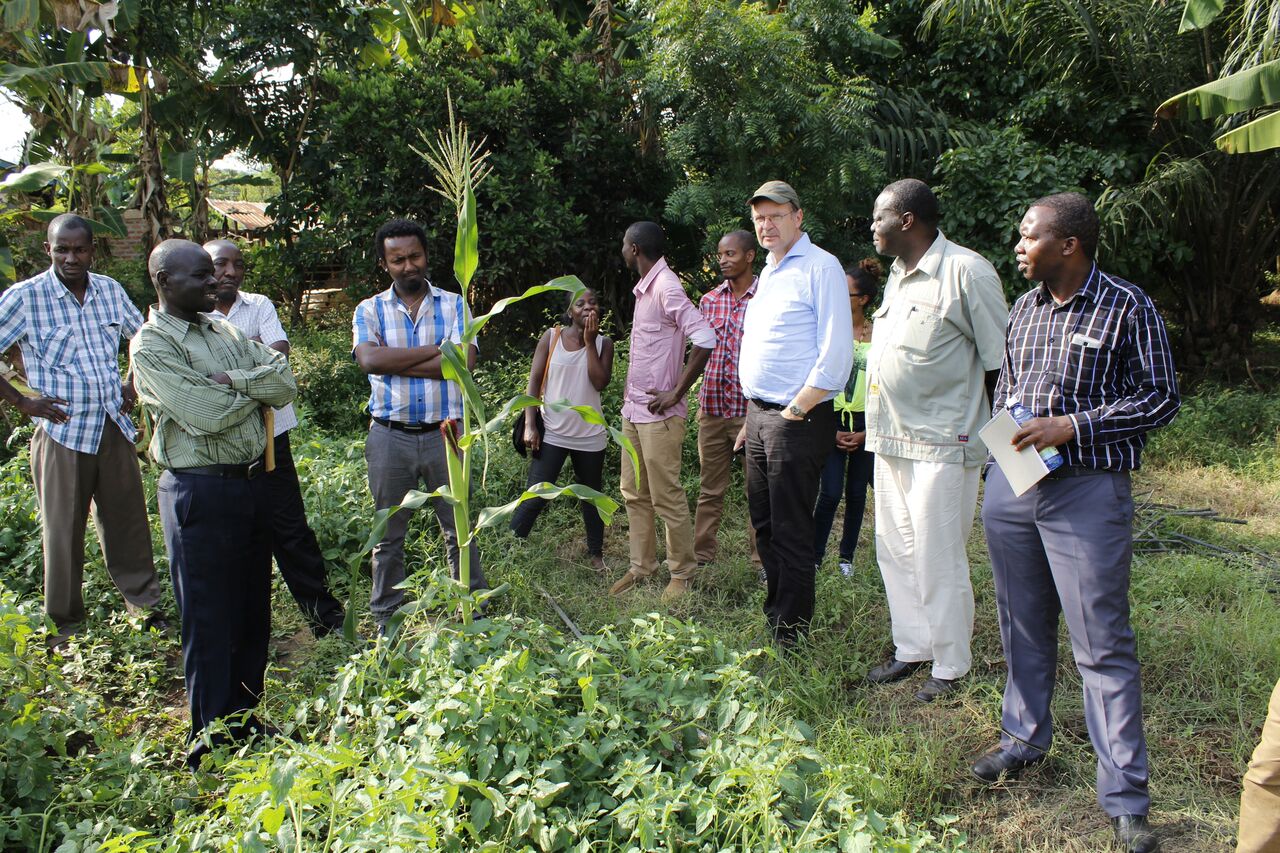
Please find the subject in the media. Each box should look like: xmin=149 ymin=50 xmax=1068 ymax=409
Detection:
xmin=365 ymin=421 xmax=485 ymax=626
xmin=31 ymin=422 xmax=162 ymax=629
xmin=982 ymin=464 xmax=1150 ymax=818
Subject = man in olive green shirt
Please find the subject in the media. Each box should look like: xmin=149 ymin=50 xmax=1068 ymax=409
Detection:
xmin=130 ymin=239 xmax=296 ymax=769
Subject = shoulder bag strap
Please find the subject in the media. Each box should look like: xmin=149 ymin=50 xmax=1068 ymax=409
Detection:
xmin=537 ymin=325 xmax=561 ymax=401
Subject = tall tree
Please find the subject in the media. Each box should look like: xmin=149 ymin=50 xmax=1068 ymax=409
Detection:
xmin=898 ymin=0 xmax=1280 ymax=370
xmin=635 ymin=0 xmax=889 ymax=281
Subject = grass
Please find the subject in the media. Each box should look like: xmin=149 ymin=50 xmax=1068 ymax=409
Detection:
xmin=1 ymin=339 xmax=1277 ymax=850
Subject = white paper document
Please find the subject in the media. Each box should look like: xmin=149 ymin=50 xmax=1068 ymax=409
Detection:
xmin=978 ymin=409 xmax=1049 ymax=497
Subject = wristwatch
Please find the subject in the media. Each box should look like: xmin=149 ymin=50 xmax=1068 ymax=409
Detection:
xmin=787 ymin=403 xmax=806 ymax=419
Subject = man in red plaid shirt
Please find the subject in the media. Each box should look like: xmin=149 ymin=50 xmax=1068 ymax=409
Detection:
xmin=693 ymin=230 xmax=761 ymax=567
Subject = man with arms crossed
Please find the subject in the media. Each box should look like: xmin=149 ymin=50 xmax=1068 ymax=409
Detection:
xmin=204 ymin=239 xmax=345 ymax=637
xmin=132 ymin=239 xmax=297 ymax=769
xmin=693 ymin=229 xmax=760 ymax=569
xmin=734 ymin=181 xmax=851 ymax=647
xmin=353 ymin=218 xmax=486 ymax=633
xmin=0 ymin=214 xmax=165 ymax=644
xmin=864 ymin=178 xmax=1008 ymax=701
xmin=608 ymin=221 xmax=716 ymax=603
xmin=976 ymin=193 xmax=1178 ymax=853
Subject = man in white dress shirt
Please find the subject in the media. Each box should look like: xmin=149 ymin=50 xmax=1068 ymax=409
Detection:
xmin=204 ymin=239 xmax=345 ymax=637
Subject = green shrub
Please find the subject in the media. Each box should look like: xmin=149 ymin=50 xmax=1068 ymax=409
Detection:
xmin=94 ymin=258 xmax=151 ymax=312
xmin=0 ymin=588 xmax=90 ymax=848
xmin=89 ymin=612 xmax=960 ymax=852
xmin=935 ymin=125 xmax=1138 ymax=297
xmin=286 ymin=327 xmax=369 ymax=436
xmin=0 ymin=447 xmax=41 ymax=598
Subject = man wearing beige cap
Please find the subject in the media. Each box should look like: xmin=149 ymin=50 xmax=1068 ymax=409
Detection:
xmin=734 ymin=181 xmax=852 ymax=647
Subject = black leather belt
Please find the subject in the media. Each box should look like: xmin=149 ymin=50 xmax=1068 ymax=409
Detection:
xmin=1045 ymin=465 xmax=1108 ymax=479
xmin=170 ymin=459 xmax=265 ymax=479
xmin=372 ymin=416 xmax=443 ymax=433
xmin=748 ymin=399 xmax=785 ymax=411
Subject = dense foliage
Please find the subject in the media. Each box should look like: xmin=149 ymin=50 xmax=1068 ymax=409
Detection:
xmin=637 ymin=0 xmax=886 ymax=281
xmin=148 ymin=614 xmax=959 ymax=851
xmin=3 ymin=0 xmax=1278 ymax=364
xmin=216 ymin=0 xmax=672 ymax=319
xmin=0 ymin=329 xmax=1276 ymax=850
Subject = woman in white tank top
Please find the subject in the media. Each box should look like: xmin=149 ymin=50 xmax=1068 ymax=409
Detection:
xmin=510 ymin=289 xmax=615 ymax=569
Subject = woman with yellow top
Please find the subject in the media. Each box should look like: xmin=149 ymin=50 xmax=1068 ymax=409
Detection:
xmin=813 ymin=259 xmax=882 ymax=575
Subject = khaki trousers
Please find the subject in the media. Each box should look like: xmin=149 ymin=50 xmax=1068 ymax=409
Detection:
xmin=31 ymin=423 xmax=161 ymax=628
xmin=693 ymin=412 xmax=759 ymax=564
xmin=620 ymin=416 xmax=696 ymax=580
xmin=1239 ymin=678 xmax=1280 ymax=852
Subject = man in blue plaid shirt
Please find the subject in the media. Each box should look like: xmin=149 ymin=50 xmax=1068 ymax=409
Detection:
xmin=974 ymin=193 xmax=1179 ymax=853
xmin=352 ymin=218 xmax=487 ymax=632
xmin=0 ymin=215 xmax=164 ymax=643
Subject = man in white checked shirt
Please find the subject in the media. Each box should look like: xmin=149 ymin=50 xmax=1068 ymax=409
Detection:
xmin=204 ymin=239 xmax=345 ymax=637
xmin=0 ymin=214 xmax=165 ymax=643
xmin=352 ymin=218 xmax=486 ymax=632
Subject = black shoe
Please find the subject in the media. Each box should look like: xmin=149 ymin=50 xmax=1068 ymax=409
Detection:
xmin=142 ymin=612 xmax=173 ymax=634
xmin=1111 ymin=815 xmax=1158 ymax=853
xmin=866 ymin=657 xmax=928 ymax=684
xmin=970 ymin=746 xmax=1046 ymax=783
xmin=312 ymin=616 xmax=346 ymax=639
xmin=914 ymin=676 xmax=959 ymax=702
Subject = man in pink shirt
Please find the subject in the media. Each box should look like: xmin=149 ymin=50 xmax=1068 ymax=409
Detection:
xmin=609 ymin=222 xmax=717 ymax=602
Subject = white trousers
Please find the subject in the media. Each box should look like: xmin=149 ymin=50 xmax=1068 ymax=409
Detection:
xmin=873 ymin=455 xmax=980 ymax=680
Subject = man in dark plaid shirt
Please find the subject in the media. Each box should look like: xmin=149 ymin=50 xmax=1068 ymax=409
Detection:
xmin=693 ymin=230 xmax=760 ymax=568
xmin=975 ymin=193 xmax=1179 ymax=853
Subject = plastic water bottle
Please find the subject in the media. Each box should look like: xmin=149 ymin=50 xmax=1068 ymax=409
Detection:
xmin=1006 ymin=397 xmax=1064 ymax=471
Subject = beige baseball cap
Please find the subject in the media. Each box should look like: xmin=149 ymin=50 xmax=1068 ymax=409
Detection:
xmin=748 ymin=180 xmax=801 ymax=208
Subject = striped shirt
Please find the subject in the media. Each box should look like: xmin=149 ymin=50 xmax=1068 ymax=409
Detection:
xmin=352 ymin=283 xmax=468 ymax=423
xmin=209 ymin=291 xmax=298 ymax=435
xmin=697 ymin=277 xmax=756 ymax=418
xmin=0 ymin=267 xmax=142 ymax=454
xmin=130 ymin=309 xmax=297 ymax=469
xmin=993 ymin=265 xmax=1180 ymax=471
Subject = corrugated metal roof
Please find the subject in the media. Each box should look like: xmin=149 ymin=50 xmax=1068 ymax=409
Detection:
xmin=208 ymin=199 xmax=273 ymax=230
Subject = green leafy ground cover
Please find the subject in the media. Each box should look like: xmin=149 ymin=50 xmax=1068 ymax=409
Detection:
xmin=0 ymin=333 xmax=1277 ymax=851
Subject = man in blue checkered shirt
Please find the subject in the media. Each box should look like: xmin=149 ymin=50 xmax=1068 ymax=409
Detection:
xmin=0 ymin=214 xmax=165 ymax=643
xmin=974 ymin=193 xmax=1179 ymax=853
xmin=352 ymin=218 xmax=487 ymax=632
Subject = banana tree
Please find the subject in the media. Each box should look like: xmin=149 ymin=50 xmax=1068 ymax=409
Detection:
xmin=1156 ymin=0 xmax=1280 ymax=153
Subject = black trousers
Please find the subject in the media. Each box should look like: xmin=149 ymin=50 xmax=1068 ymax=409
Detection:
xmin=157 ymin=469 xmax=271 ymax=759
xmin=745 ymin=399 xmax=836 ymax=645
xmin=269 ymin=431 xmax=344 ymax=635
xmin=509 ymin=442 xmax=606 ymax=555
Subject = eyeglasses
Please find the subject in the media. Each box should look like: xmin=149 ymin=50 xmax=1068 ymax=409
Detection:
xmin=752 ymin=212 xmax=795 ymax=227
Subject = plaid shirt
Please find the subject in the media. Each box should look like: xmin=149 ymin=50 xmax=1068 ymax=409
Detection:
xmin=352 ymin=283 xmax=469 ymax=423
xmin=993 ymin=265 xmax=1179 ymax=471
xmin=0 ymin=267 xmax=142 ymax=453
xmin=210 ymin=291 xmax=298 ymax=435
xmin=697 ymin=277 xmax=756 ymax=418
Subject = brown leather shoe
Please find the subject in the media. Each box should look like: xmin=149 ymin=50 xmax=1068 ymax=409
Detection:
xmin=609 ymin=570 xmax=641 ymax=595
xmin=661 ymin=578 xmax=691 ymax=603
